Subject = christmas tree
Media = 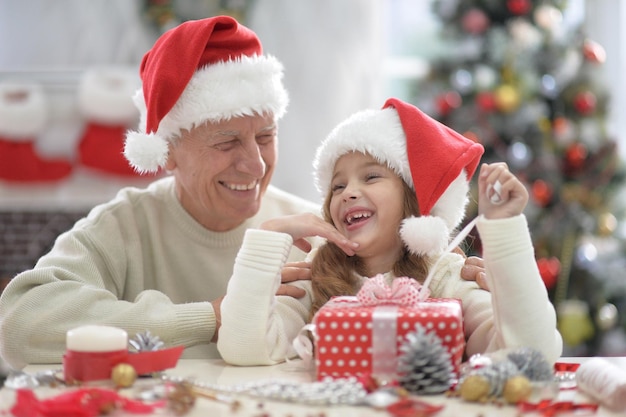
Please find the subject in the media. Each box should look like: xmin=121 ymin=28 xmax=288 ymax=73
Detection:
xmin=410 ymin=0 xmax=626 ymax=356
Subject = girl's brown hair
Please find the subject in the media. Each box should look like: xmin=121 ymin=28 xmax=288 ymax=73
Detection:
xmin=309 ymin=171 xmax=430 ymax=320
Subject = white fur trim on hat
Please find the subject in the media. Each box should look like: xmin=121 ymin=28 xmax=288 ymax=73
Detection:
xmin=400 ymin=172 xmax=470 ymax=256
xmin=313 ymin=108 xmax=411 ymax=195
xmin=124 ymin=131 xmax=169 ymax=174
xmin=0 ymin=82 xmax=47 ymax=139
xmin=78 ymin=67 xmax=140 ymax=125
xmin=400 ymin=216 xmax=450 ymax=256
xmin=430 ymin=172 xmax=470 ymax=230
xmin=125 ymin=54 xmax=288 ymax=173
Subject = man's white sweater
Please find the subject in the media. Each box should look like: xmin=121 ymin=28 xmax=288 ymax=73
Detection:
xmin=0 ymin=176 xmax=321 ymax=369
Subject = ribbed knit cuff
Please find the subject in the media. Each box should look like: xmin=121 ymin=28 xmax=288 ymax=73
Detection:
xmin=236 ymin=229 xmax=293 ymax=275
xmin=476 ymin=214 xmax=532 ymax=258
xmin=170 ymin=302 xmax=215 ymax=346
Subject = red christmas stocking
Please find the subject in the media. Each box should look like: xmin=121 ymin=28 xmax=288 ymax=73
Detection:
xmin=77 ymin=67 xmax=155 ymax=177
xmin=0 ymin=83 xmax=72 ymax=182
xmin=78 ymin=122 xmax=139 ymax=176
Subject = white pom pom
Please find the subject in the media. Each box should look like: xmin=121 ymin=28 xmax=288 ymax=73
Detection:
xmin=400 ymin=216 xmax=450 ymax=256
xmin=123 ymin=131 xmax=169 ymax=173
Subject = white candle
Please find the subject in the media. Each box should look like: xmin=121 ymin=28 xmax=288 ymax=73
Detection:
xmin=66 ymin=325 xmax=128 ymax=352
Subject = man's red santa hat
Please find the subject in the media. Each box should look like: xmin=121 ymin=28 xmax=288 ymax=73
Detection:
xmin=124 ymin=16 xmax=289 ymax=173
xmin=313 ymin=98 xmax=484 ymax=256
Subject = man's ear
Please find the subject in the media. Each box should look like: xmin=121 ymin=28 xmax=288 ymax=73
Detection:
xmin=164 ymin=143 xmax=176 ymax=171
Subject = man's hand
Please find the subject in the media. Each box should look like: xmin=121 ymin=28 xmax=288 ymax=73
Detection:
xmin=461 ymin=256 xmax=488 ymax=290
xmin=277 ymin=261 xmax=311 ymax=299
xmin=280 ymin=261 xmax=311 ymax=283
xmin=210 ymin=295 xmax=224 ymax=343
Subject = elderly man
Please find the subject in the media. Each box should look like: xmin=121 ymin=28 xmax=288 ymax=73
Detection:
xmin=0 ymin=16 xmax=485 ymax=370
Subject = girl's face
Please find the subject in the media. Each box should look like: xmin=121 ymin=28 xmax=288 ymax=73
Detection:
xmin=329 ymin=152 xmax=406 ymax=275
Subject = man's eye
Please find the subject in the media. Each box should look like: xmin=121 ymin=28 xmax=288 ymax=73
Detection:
xmin=213 ymin=140 xmax=238 ymax=150
xmin=257 ymin=134 xmax=275 ymax=145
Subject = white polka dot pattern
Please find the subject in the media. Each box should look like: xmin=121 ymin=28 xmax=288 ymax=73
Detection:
xmin=313 ymin=296 xmax=465 ymax=381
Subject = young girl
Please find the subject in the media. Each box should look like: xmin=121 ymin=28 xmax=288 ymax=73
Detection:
xmin=217 ymin=98 xmax=563 ymax=366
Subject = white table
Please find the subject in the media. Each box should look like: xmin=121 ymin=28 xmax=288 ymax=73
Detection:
xmin=1 ymin=357 xmax=625 ymax=417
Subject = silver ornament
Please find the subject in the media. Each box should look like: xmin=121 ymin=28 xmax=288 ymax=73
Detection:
xmin=129 ymin=330 xmax=165 ymax=352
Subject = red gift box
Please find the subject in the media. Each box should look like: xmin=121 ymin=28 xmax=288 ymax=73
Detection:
xmin=312 ymin=295 xmax=465 ymax=381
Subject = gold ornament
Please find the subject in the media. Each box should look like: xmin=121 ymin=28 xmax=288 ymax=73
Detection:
xmin=537 ymin=117 xmax=551 ymax=134
xmin=503 ymin=375 xmax=532 ymax=404
xmin=557 ymin=300 xmax=595 ymax=346
xmin=459 ymin=374 xmax=491 ymax=402
xmin=111 ymin=363 xmax=137 ymax=388
xmin=494 ymin=84 xmax=520 ymax=113
xmin=598 ymin=212 xmax=617 ymax=236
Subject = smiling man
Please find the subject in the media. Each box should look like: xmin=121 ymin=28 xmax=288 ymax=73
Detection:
xmin=0 ymin=16 xmax=324 ymax=369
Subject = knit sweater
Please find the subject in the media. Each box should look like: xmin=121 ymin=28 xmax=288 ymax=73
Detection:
xmin=0 ymin=176 xmax=321 ymax=369
xmin=218 ymin=214 xmax=563 ymax=366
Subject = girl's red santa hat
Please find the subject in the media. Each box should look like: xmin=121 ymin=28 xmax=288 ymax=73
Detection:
xmin=124 ymin=16 xmax=289 ymax=173
xmin=313 ymin=98 xmax=484 ymax=256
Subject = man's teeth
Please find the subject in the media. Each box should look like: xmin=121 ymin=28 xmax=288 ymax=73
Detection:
xmin=346 ymin=211 xmax=372 ymax=225
xmin=225 ymin=181 xmax=257 ymax=191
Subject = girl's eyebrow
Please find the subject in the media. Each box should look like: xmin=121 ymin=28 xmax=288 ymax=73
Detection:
xmin=331 ymin=160 xmax=382 ymax=182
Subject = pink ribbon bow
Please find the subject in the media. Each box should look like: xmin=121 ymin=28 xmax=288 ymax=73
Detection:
xmin=356 ymin=274 xmax=429 ymax=306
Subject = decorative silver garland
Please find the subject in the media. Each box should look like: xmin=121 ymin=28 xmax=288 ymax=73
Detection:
xmin=159 ymin=374 xmax=372 ymax=406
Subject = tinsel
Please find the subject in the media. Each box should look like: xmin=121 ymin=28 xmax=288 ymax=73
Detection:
xmin=507 ymin=347 xmax=554 ymax=381
xmin=457 ymin=347 xmax=556 ymax=402
xmin=396 ymin=324 xmax=455 ymax=394
xmin=462 ymin=359 xmax=521 ymax=398
xmin=160 ymin=375 xmax=368 ymax=407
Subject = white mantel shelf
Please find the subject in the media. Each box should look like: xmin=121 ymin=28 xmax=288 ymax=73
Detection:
xmin=0 ymin=167 xmax=159 ymax=211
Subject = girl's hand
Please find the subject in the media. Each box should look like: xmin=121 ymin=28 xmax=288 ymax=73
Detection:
xmin=478 ymin=162 xmax=528 ymax=219
xmin=260 ymin=213 xmax=359 ymax=256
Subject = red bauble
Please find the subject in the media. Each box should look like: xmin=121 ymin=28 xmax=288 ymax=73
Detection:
xmin=583 ymin=39 xmax=606 ymax=64
xmin=436 ymin=91 xmax=462 ymax=116
xmin=507 ymin=0 xmax=531 ymax=15
xmin=476 ymin=91 xmax=497 ymax=112
xmin=537 ymin=257 xmax=561 ymax=290
xmin=531 ymin=179 xmax=553 ymax=207
xmin=565 ymin=143 xmax=588 ymax=171
xmin=573 ymin=91 xmax=597 ymax=115
xmin=462 ymin=8 xmax=490 ymax=34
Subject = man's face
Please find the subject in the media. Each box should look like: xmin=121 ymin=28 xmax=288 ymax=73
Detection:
xmin=165 ymin=113 xmax=278 ymax=231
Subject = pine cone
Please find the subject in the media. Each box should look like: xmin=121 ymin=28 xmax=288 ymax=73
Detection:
xmin=507 ymin=347 xmax=553 ymax=382
xmin=129 ymin=330 xmax=165 ymax=352
xmin=397 ymin=324 xmax=454 ymax=394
